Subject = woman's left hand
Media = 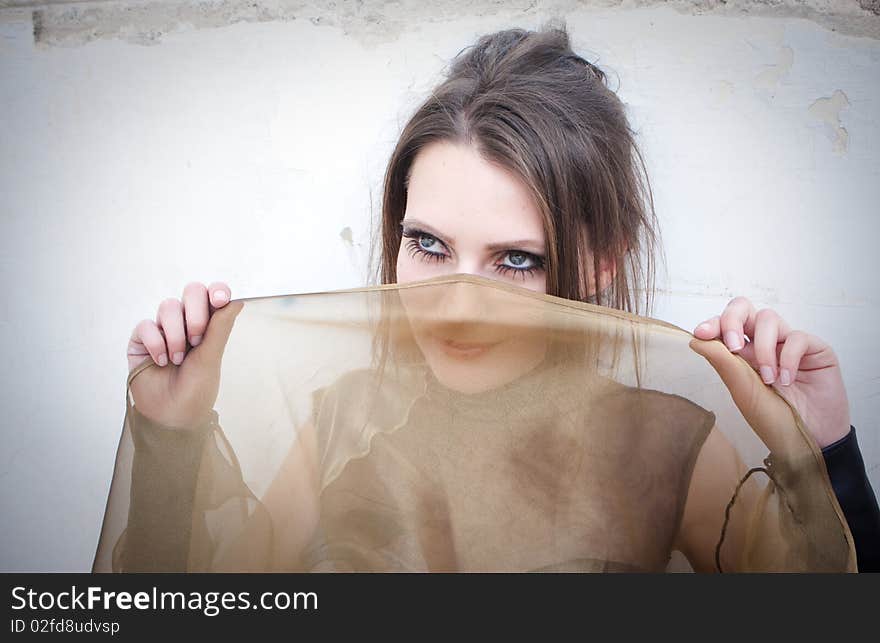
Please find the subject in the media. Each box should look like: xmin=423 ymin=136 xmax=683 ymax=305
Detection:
xmin=690 ymin=296 xmax=851 ymax=448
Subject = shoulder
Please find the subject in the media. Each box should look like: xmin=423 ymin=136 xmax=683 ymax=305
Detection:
xmin=309 ymin=367 xmax=374 ymax=406
xmin=596 ymin=379 xmax=716 ymax=448
xmin=310 ymin=363 xmax=426 ymax=417
xmin=603 ymin=379 xmax=714 ymax=425
xmin=308 ymin=362 xmax=427 ymax=438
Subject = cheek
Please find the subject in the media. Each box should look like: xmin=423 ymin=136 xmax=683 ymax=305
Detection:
xmin=531 ymin=280 xmax=548 ymax=295
xmin=521 ymin=274 xmax=548 ymax=295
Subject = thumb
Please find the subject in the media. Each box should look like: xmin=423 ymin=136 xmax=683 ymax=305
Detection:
xmin=193 ymin=299 xmax=244 ymax=370
xmin=689 ymin=336 xmax=795 ymax=454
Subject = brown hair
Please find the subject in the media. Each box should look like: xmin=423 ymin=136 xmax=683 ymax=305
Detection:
xmin=370 ymin=21 xmax=664 ymax=317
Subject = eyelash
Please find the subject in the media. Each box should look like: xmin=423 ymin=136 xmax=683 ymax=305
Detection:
xmin=401 ymin=227 xmax=546 ymax=280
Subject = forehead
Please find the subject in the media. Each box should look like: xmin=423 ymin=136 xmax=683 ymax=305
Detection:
xmin=406 ymin=141 xmax=545 ymax=244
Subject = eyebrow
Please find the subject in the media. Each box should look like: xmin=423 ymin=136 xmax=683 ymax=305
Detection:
xmin=400 ymin=217 xmax=546 ymax=254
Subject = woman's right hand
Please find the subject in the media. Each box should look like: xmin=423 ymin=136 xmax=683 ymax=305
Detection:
xmin=127 ymin=282 xmax=243 ymax=429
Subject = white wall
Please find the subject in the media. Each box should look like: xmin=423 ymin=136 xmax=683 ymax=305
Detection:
xmin=1 ymin=1 xmax=878 ymax=571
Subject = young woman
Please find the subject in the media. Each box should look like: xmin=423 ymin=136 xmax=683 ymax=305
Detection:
xmin=122 ymin=25 xmax=878 ymax=571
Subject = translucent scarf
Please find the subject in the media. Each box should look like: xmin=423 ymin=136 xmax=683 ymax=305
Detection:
xmin=93 ymin=274 xmax=856 ymax=572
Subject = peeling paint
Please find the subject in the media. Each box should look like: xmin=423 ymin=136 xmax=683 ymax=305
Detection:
xmin=340 ymin=226 xmax=354 ymax=247
xmin=808 ymin=90 xmax=850 ymax=154
xmin=861 ymin=1 xmax=880 ymax=17
xmin=2 ymin=0 xmax=880 ymax=48
xmin=753 ymin=45 xmax=793 ymax=93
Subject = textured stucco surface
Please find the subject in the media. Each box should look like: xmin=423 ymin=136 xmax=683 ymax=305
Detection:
xmin=1 ymin=1 xmax=880 ymax=46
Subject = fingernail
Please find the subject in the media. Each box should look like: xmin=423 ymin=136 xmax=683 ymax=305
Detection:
xmin=213 ymin=290 xmax=228 ymax=304
xmin=190 ymin=335 xmax=202 ymax=347
xmin=723 ymin=330 xmax=742 ymax=351
xmin=157 ymin=353 xmax=168 ymax=367
xmin=172 ymin=351 xmax=184 ymax=365
xmin=759 ymin=365 xmax=775 ymax=384
xmin=697 ymin=322 xmax=711 ymax=333
xmin=780 ymin=368 xmax=791 ymax=386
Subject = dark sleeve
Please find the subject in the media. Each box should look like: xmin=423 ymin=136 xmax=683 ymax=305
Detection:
xmin=821 ymin=426 xmax=880 ymax=573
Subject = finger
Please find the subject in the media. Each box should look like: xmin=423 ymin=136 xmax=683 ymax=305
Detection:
xmin=719 ymin=296 xmax=757 ymax=353
xmin=191 ymin=300 xmax=244 ymax=371
xmin=130 ymin=319 xmax=168 ymax=367
xmin=688 ymin=337 xmax=792 ymax=454
xmin=731 ymin=337 xmax=757 ymax=370
xmin=181 ymin=282 xmax=209 ymax=347
xmin=694 ymin=314 xmax=756 ymax=368
xmin=207 ymin=282 xmax=231 ymax=312
xmin=693 ymin=315 xmax=720 ymax=340
xmin=777 ymin=330 xmax=810 ymax=387
xmin=156 ymin=298 xmax=187 ymax=366
xmin=689 ymin=338 xmax=759 ymax=416
xmin=752 ymin=308 xmax=791 ymax=385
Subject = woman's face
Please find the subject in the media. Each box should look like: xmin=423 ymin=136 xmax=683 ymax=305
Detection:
xmin=396 ymin=141 xmax=547 ymax=291
xmin=394 ymin=141 xmax=551 ymax=394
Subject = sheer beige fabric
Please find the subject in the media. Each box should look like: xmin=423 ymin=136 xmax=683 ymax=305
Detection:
xmin=93 ymin=274 xmax=856 ymax=572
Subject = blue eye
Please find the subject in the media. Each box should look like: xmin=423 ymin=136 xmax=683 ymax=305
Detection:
xmin=496 ymin=251 xmax=545 ymax=280
xmin=417 ymin=234 xmax=441 ymax=253
xmin=403 ymin=231 xmax=448 ymax=264
xmin=505 ymin=251 xmax=531 ymax=268
xmin=400 ymin=225 xmax=545 ymax=280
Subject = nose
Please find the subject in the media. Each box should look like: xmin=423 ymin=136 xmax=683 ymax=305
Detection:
xmin=439 ymin=277 xmax=488 ymax=322
xmin=425 ymin=275 xmax=503 ymax=344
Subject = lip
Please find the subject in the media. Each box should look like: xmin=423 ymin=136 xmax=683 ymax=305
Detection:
xmin=434 ymin=336 xmax=499 ymax=358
